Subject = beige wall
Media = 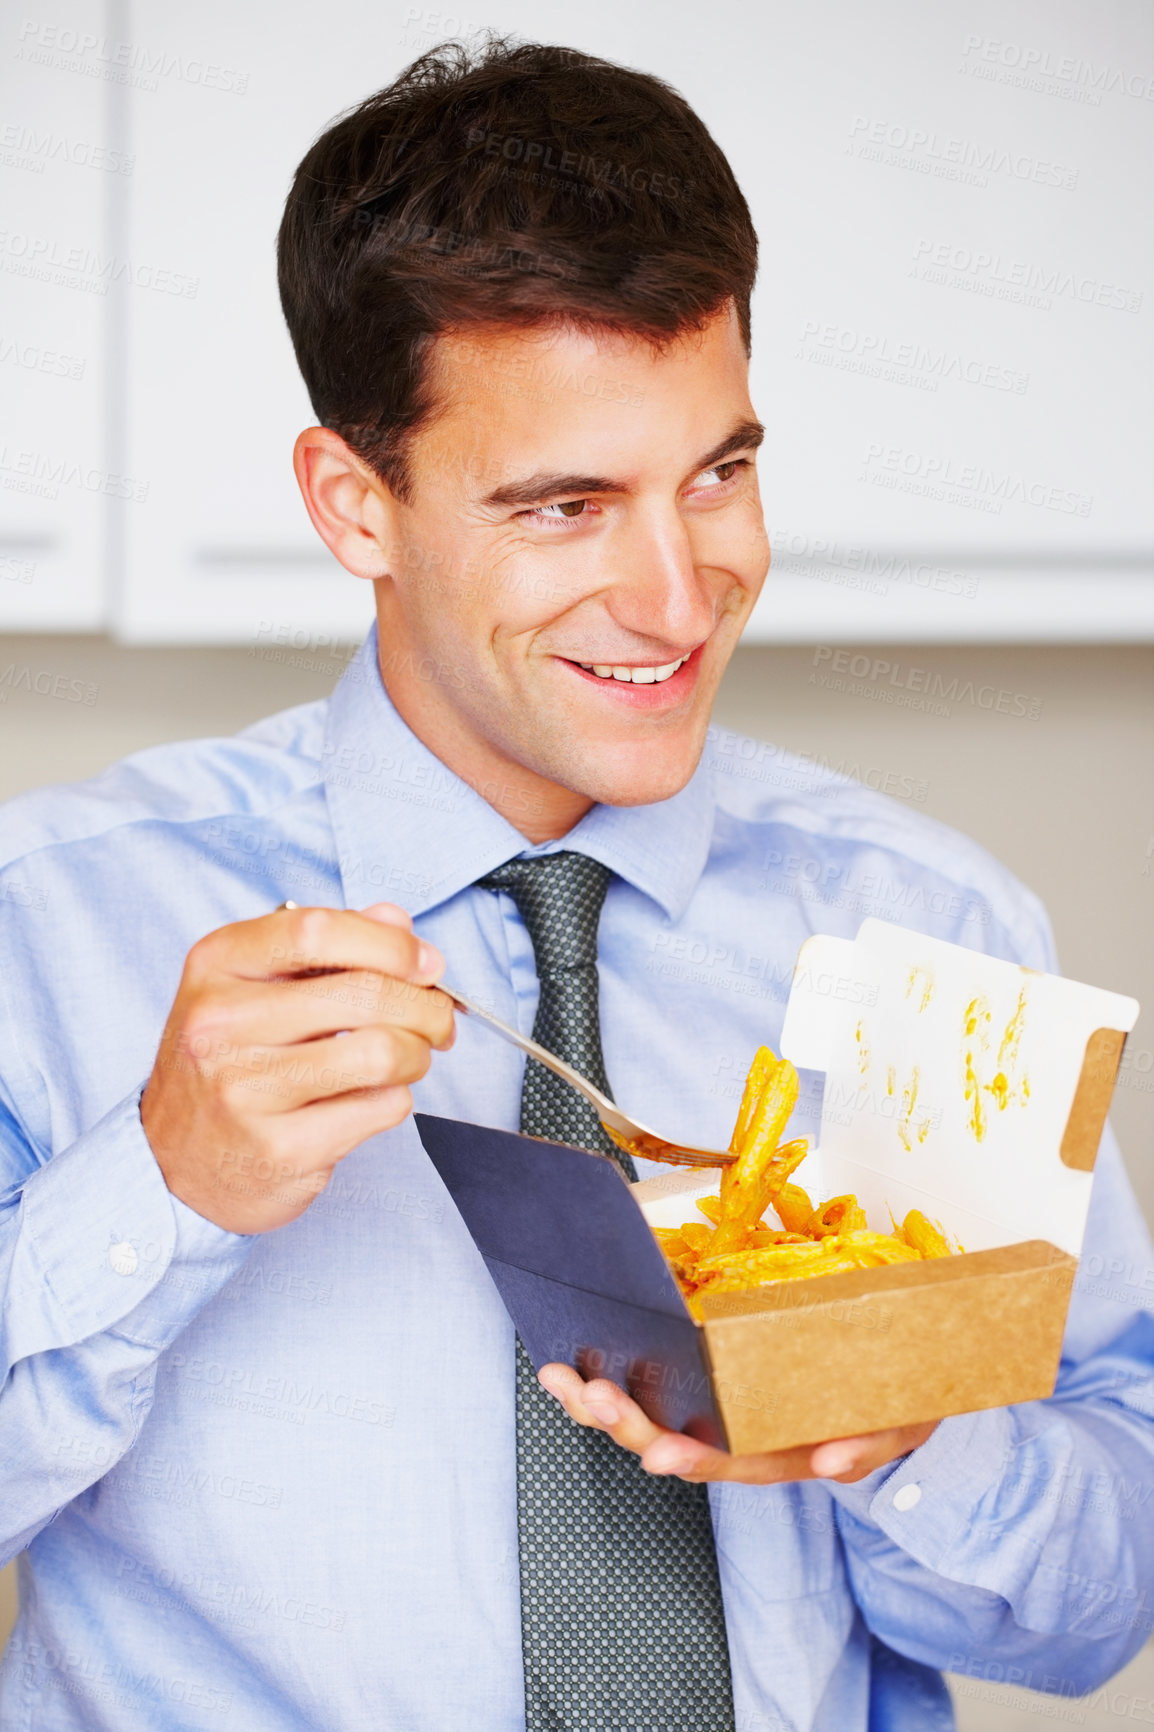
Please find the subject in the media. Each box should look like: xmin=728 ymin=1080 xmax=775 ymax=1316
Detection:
xmin=1 ymin=636 xmax=1152 ymax=1722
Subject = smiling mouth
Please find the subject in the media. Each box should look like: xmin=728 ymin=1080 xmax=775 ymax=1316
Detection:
xmin=570 ymin=654 xmax=692 ymax=685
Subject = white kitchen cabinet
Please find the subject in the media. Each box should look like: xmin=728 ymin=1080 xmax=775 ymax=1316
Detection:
xmin=16 ymin=0 xmax=1154 ymax=642
xmin=0 ymin=0 xmax=114 ymax=629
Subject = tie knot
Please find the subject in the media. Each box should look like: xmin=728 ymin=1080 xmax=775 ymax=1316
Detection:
xmin=479 ymin=852 xmax=613 ymax=975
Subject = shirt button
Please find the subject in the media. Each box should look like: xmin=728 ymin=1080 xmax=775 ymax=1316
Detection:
xmin=108 ymin=1241 xmax=138 ymax=1276
xmin=893 ymin=1482 xmax=922 ymax=1512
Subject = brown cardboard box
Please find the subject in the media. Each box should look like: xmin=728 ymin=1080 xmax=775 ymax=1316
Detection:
xmin=629 ymin=919 xmax=1138 ymax=1451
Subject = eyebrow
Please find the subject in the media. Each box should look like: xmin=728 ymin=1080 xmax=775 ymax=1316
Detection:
xmin=479 ymin=417 xmax=766 ymax=510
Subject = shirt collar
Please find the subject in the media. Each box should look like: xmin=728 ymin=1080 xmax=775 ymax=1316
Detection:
xmin=321 ymin=626 xmax=716 ymax=922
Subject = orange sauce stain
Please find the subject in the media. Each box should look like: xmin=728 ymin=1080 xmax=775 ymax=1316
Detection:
xmin=964 ymin=989 xmax=1029 ymax=1134
xmin=982 ymin=988 xmax=1030 ymax=1114
xmin=897 ymin=1067 xmax=920 ymax=1151
xmin=964 ymin=1050 xmax=986 ymax=1141
xmin=998 ymin=989 xmax=1027 ymax=1072
xmin=962 ymin=995 xmax=991 ymax=1141
xmin=904 ymin=965 xmax=935 ymax=1012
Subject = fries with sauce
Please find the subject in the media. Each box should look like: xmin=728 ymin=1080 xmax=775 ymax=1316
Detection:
xmin=652 ymin=1046 xmax=958 ymax=1319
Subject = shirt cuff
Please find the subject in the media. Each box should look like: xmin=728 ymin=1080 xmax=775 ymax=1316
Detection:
xmin=10 ymin=1087 xmax=253 ymax=1364
xmin=823 ymin=1405 xmax=1016 ymax=1572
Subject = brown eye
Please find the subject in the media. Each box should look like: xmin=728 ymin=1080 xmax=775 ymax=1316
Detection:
xmin=695 ymin=460 xmax=743 ymax=490
xmin=527 ymin=497 xmax=594 ymax=525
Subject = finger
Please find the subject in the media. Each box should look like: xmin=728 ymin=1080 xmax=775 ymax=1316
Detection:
xmin=225 ymin=1080 xmax=417 ymax=1191
xmin=638 ymin=1426 xmax=821 ymax=1484
xmin=282 ymin=1082 xmax=416 ymax=1164
xmin=190 ymin=906 xmax=444 ymax=988
xmin=537 ymin=1366 xmax=938 ymax=1487
xmin=537 ymin=1368 xmax=736 ymax=1481
xmin=535 ymin=1365 xmax=620 ymax=1429
xmin=665 ymin=1442 xmax=820 ymax=1485
xmin=208 ymin=1082 xmax=418 ymax=1211
xmin=810 ymin=1420 xmax=937 ymax=1483
xmin=182 ymin=974 xmax=456 ymax=1051
xmin=537 ymin=1367 xmax=832 ymax=1484
xmin=537 ymin=1366 xmax=668 ymax=1451
xmin=215 ymin=1024 xmax=435 ymax=1114
xmin=359 ymin=902 xmax=414 ymax=929
xmin=538 ymin=1368 xmax=776 ymax=1483
xmin=275 ymin=973 xmax=455 ymax=1045
xmin=640 ymin=1431 xmax=743 ymax=1480
xmin=645 ymin=1426 xmax=933 ymax=1488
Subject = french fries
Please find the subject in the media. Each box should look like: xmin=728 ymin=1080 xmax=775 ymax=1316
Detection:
xmin=654 ymin=1045 xmax=960 ymax=1318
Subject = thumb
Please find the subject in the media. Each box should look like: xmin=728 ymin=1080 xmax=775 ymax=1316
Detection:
xmin=359 ymin=902 xmax=413 ymax=929
xmin=360 ymin=902 xmax=443 ymax=985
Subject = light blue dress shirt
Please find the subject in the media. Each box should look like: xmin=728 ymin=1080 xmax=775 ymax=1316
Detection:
xmin=1 ymin=625 xmax=1152 ymax=1732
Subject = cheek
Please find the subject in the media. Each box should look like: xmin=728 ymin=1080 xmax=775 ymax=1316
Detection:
xmin=396 ymin=552 xmax=486 ymax=643
xmin=707 ymin=501 xmax=769 ymax=586
xmin=484 ymin=539 xmax=605 ymax=641
xmin=682 ymin=502 xmax=755 ymax=581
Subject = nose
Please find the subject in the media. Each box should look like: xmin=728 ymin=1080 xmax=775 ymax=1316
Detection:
xmin=602 ymin=502 xmax=716 ymax=651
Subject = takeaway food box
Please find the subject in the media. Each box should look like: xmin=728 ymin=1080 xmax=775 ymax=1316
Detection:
xmin=416 ymin=919 xmax=1139 ymax=1453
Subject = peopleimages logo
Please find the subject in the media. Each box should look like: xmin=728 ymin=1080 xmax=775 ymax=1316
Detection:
xmin=847 ymin=115 xmax=1079 ymax=190
xmin=911 ymin=239 xmax=1142 ymax=314
xmin=14 ymin=19 xmax=249 ymax=94
xmin=0 ymin=333 xmax=85 ymax=380
xmin=0 ymin=446 xmax=149 ymax=502
xmin=793 ymin=324 xmax=1027 ymax=396
xmin=769 ymin=529 xmax=980 ymax=600
xmin=0 ymin=122 xmax=134 ymax=175
xmin=465 ymin=127 xmax=691 ymax=200
xmin=959 ymin=34 xmax=1154 ymax=103
xmin=810 ymin=648 xmax=1042 ymax=721
xmin=859 ymin=442 xmax=1093 ymax=518
xmin=0 ymin=229 xmax=199 ymax=298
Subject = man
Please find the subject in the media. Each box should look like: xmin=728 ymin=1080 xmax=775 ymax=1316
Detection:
xmin=1 ymin=35 xmax=1151 ymax=1732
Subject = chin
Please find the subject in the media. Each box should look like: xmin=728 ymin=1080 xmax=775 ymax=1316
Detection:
xmin=564 ymin=741 xmax=706 ymax=809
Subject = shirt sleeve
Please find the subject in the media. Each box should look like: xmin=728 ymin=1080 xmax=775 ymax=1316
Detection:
xmin=0 ymin=1083 xmax=254 ymax=1564
xmin=824 ymin=1124 xmax=1154 ymax=1696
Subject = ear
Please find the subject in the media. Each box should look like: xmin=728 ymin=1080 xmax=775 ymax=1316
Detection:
xmin=292 ymin=427 xmax=400 ymax=580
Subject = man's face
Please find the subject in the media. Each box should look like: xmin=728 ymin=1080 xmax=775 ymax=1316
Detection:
xmin=373 ymin=305 xmax=768 ymax=812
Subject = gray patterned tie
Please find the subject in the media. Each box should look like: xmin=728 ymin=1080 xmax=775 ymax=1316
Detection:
xmin=479 ymin=853 xmax=735 ymax=1732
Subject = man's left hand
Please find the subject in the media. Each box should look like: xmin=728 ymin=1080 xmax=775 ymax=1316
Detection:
xmin=538 ymin=1363 xmax=938 ymax=1485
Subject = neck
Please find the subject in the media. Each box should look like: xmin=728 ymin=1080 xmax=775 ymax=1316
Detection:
xmin=375 ymin=640 xmax=594 ymax=845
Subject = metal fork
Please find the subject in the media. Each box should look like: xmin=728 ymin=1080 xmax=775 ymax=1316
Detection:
xmin=439 ymin=982 xmax=735 ymax=1170
xmin=274 ymin=904 xmax=733 ymax=1169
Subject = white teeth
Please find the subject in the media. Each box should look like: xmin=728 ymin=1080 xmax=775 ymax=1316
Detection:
xmin=581 ymin=655 xmax=689 ymax=682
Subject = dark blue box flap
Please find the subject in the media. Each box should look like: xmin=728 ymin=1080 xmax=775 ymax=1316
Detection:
xmin=415 ymin=1113 xmax=726 ymax=1446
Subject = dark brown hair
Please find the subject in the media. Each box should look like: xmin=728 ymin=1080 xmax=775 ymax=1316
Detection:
xmin=277 ymin=37 xmax=758 ymax=499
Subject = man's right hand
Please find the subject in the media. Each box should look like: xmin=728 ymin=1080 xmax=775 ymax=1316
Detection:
xmin=140 ymin=902 xmax=455 ymax=1234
